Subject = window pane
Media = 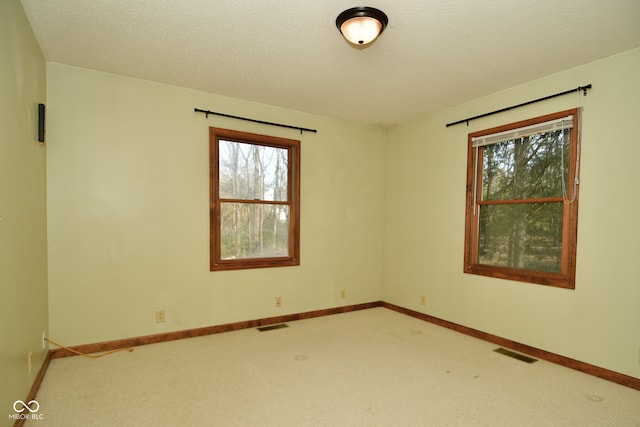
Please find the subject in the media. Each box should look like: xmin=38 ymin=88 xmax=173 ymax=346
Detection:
xmin=482 ymin=129 xmax=570 ymax=201
xmin=477 ymin=202 xmax=563 ymax=272
xmin=220 ymin=202 xmax=290 ymax=259
xmin=218 ymin=140 xmax=289 ymax=201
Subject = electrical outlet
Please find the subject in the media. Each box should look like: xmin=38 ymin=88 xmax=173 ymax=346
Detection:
xmin=155 ymin=309 xmax=166 ymax=323
xmin=275 ymin=296 xmax=282 ymax=308
xmin=420 ymin=295 xmax=427 ymax=306
xmin=340 ymin=289 xmax=347 ymax=299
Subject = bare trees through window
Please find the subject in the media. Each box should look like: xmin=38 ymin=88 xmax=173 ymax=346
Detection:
xmin=210 ymin=128 xmax=300 ymax=271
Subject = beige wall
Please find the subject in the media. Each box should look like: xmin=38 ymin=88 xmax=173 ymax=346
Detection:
xmin=0 ymin=0 xmax=48 ymax=423
xmin=383 ymin=48 xmax=640 ymax=379
xmin=46 ymin=63 xmax=386 ymax=346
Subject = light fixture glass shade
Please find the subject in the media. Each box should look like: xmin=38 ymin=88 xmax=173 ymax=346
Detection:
xmin=336 ymin=7 xmax=388 ymax=47
xmin=340 ymin=17 xmax=382 ymax=45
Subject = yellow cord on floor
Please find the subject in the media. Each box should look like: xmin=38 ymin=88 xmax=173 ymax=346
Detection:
xmin=45 ymin=337 xmax=134 ymax=359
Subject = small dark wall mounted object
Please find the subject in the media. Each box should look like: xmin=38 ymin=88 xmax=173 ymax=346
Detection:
xmin=38 ymin=103 xmax=45 ymax=142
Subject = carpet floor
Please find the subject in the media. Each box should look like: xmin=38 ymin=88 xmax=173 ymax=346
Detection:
xmin=27 ymin=307 xmax=640 ymax=426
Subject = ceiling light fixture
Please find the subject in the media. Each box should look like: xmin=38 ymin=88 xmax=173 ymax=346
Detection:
xmin=336 ymin=7 xmax=388 ymax=47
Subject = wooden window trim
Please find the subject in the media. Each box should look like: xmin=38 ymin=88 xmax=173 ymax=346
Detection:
xmin=209 ymin=127 xmax=300 ymax=271
xmin=463 ymin=109 xmax=580 ymax=289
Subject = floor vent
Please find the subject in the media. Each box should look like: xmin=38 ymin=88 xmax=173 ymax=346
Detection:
xmin=257 ymin=323 xmax=289 ymax=332
xmin=494 ymin=347 xmax=538 ymax=364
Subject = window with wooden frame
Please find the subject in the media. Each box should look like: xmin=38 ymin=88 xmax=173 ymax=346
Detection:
xmin=209 ymin=128 xmax=300 ymax=271
xmin=464 ymin=108 xmax=581 ymax=288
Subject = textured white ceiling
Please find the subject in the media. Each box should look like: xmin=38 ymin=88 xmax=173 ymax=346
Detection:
xmin=20 ymin=0 xmax=640 ymax=127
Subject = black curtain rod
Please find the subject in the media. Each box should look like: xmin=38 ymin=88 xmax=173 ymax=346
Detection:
xmin=445 ymin=84 xmax=592 ymax=128
xmin=194 ymin=108 xmax=317 ymax=134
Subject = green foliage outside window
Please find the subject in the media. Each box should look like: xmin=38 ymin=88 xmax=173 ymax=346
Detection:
xmin=478 ymin=130 xmax=569 ymax=272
